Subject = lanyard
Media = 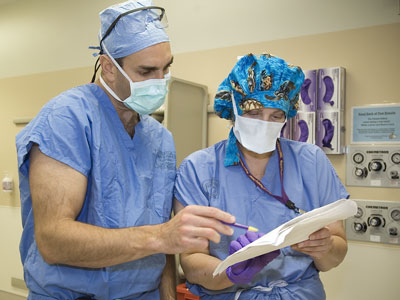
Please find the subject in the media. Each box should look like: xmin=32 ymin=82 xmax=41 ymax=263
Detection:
xmin=239 ymin=140 xmax=305 ymax=214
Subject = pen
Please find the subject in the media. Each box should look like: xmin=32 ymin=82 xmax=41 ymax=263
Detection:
xmin=222 ymin=221 xmax=259 ymax=232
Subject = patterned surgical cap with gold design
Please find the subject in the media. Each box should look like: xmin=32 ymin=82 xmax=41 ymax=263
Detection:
xmin=214 ymin=53 xmax=305 ymax=120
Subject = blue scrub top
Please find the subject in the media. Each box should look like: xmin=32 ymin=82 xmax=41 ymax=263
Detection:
xmin=174 ymin=138 xmax=349 ymax=300
xmin=16 ymin=84 xmax=176 ymax=300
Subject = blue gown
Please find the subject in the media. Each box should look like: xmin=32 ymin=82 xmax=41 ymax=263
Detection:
xmin=174 ymin=137 xmax=349 ymax=300
xmin=16 ymin=83 xmax=176 ymax=300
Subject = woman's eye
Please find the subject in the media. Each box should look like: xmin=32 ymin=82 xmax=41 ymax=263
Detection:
xmin=247 ymin=110 xmax=260 ymax=115
xmin=273 ymin=114 xmax=285 ymax=120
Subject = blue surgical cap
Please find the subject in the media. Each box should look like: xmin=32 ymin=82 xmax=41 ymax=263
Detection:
xmin=98 ymin=0 xmax=170 ymax=58
xmin=214 ymin=53 xmax=305 ymax=120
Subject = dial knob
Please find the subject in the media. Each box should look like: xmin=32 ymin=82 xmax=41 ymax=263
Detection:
xmin=354 ymin=222 xmax=366 ymax=232
xmin=369 ymin=216 xmax=382 ymax=227
xmin=355 ymin=168 xmax=363 ymax=177
xmin=390 ymin=170 xmax=399 ymax=180
xmin=354 ymin=167 xmax=368 ymax=178
xmin=370 ymin=161 xmax=383 ymax=171
xmin=389 ymin=227 xmax=398 ymax=236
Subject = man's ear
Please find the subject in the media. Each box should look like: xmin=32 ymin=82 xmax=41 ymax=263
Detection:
xmin=99 ymin=55 xmax=117 ymax=82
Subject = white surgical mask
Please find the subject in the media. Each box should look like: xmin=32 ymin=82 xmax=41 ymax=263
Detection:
xmin=100 ymin=44 xmax=170 ymax=115
xmin=231 ymin=94 xmax=286 ymax=154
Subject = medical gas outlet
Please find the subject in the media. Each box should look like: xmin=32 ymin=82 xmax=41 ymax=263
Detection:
xmin=2 ymin=174 xmax=13 ymax=192
xmin=346 ymin=145 xmax=400 ymax=187
xmin=345 ymin=199 xmax=400 ymax=245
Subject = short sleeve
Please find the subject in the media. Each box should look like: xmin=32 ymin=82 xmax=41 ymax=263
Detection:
xmin=16 ymin=97 xmax=92 ymax=178
xmin=174 ymin=157 xmax=210 ymax=207
xmin=315 ymin=147 xmax=349 ymax=206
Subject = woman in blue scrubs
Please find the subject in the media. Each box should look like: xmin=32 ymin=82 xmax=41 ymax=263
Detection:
xmin=174 ymin=54 xmax=349 ymax=299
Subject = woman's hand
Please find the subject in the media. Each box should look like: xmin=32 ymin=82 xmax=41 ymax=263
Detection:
xmin=226 ymin=231 xmax=280 ymax=284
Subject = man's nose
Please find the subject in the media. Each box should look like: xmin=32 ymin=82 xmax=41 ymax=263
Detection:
xmin=154 ymin=70 xmax=166 ymax=79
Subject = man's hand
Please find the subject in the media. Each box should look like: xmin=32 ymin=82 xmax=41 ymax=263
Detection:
xmin=161 ymin=204 xmax=235 ymax=254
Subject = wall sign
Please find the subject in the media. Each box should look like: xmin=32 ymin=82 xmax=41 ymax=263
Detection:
xmin=352 ymin=104 xmax=400 ymax=143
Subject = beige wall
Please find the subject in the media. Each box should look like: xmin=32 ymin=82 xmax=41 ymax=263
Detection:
xmin=1 ymin=0 xmax=398 ymax=79
xmin=0 ymin=67 xmax=93 ymax=206
xmin=0 ymin=23 xmax=399 ymax=298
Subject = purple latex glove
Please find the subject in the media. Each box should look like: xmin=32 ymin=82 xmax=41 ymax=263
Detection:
xmin=226 ymin=231 xmax=280 ymax=284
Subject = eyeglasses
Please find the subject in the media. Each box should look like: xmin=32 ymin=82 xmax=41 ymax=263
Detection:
xmin=91 ymin=6 xmax=168 ymax=83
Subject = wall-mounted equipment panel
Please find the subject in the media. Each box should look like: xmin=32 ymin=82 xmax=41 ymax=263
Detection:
xmin=345 ymin=199 xmax=400 ymax=245
xmin=346 ymin=145 xmax=400 ymax=188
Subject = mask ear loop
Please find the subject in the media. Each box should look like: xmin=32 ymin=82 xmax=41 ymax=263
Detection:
xmin=297 ymin=119 xmax=309 ymax=142
xmin=231 ymin=92 xmax=239 ymax=116
xmin=300 ymin=78 xmax=312 ymax=105
xmin=322 ymin=76 xmax=335 ymax=106
xmin=322 ymin=118 xmax=334 ymax=150
xmin=230 ymin=92 xmax=241 ymax=125
xmin=280 ymin=122 xmax=287 ymax=138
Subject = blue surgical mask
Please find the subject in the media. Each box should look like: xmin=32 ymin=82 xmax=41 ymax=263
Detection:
xmin=100 ymin=44 xmax=170 ymax=115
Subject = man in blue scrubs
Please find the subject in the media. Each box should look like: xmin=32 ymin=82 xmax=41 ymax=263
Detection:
xmin=174 ymin=54 xmax=350 ymax=299
xmin=16 ymin=1 xmax=235 ymax=299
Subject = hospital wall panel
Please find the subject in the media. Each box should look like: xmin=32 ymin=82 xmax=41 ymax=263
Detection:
xmin=0 ymin=22 xmax=399 ymax=299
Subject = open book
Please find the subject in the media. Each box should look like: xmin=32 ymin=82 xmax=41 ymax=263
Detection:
xmin=213 ymin=198 xmax=357 ymax=276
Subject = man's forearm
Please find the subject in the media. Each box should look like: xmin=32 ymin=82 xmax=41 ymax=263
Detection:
xmin=36 ymin=200 xmax=236 ymax=269
xmin=37 ymin=219 xmax=165 ymax=268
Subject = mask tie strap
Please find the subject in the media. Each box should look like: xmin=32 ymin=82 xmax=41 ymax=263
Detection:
xmin=99 ymin=75 xmax=123 ymax=102
xmin=101 ymin=42 xmax=136 ymax=87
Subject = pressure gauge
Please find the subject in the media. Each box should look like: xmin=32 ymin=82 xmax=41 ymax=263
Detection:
xmin=352 ymin=153 xmax=364 ymax=164
xmin=391 ymin=209 xmax=400 ymax=221
xmin=355 ymin=207 xmax=364 ymax=218
xmin=391 ymin=153 xmax=400 ymax=164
